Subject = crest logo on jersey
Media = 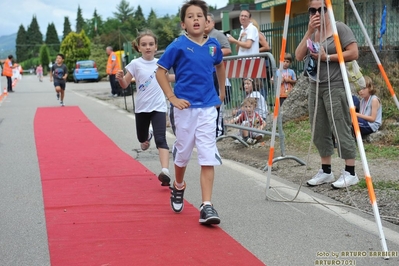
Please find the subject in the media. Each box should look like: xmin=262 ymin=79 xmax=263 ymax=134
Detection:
xmin=209 ymin=45 xmax=216 ymax=56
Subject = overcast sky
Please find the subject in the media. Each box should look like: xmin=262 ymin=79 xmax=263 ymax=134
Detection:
xmin=0 ymin=0 xmax=223 ymax=37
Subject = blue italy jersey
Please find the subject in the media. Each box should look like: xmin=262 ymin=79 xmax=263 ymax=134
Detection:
xmin=157 ymin=34 xmax=223 ymax=108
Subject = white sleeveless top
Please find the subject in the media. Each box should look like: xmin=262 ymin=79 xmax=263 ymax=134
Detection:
xmin=360 ymin=95 xmax=382 ymax=132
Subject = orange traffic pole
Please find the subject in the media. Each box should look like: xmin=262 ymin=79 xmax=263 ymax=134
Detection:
xmin=326 ymin=0 xmax=389 ymax=257
xmin=265 ymin=0 xmax=291 ymax=196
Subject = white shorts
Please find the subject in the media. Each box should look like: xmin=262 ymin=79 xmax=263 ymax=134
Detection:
xmin=172 ymin=107 xmax=222 ymax=167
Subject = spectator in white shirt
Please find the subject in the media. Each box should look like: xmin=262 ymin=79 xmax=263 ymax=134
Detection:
xmin=227 ymin=10 xmax=259 ymax=56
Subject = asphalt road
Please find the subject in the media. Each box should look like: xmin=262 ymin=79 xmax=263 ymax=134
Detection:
xmin=1 ymin=75 xmax=399 ymax=266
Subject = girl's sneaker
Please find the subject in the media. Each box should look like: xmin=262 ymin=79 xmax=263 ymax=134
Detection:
xmin=158 ymin=169 xmax=171 ymax=186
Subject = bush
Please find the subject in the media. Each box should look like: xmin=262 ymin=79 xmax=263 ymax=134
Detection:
xmin=60 ymin=30 xmax=91 ymax=81
xmin=89 ymin=37 xmax=108 ymax=79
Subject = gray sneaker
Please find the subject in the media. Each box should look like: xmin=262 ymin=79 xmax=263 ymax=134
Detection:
xmin=199 ymin=204 xmax=220 ymax=225
xmin=307 ymin=169 xmax=335 ymax=186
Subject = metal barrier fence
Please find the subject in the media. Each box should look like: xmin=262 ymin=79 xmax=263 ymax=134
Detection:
xmin=229 ymin=0 xmax=399 ymax=76
xmin=217 ymin=53 xmax=305 ymax=170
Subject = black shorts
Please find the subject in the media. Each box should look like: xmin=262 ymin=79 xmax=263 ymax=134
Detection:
xmin=54 ymin=81 xmax=66 ymax=90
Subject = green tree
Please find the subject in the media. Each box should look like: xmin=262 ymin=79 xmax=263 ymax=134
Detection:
xmin=63 ymin=17 xmax=72 ymax=40
xmin=154 ymin=15 xmax=181 ymax=50
xmin=26 ymin=15 xmax=43 ymax=58
xmin=39 ymin=44 xmax=51 ymax=74
xmin=83 ymin=9 xmax=103 ymax=38
xmin=76 ymin=5 xmax=85 ymax=33
xmin=60 ymin=30 xmax=91 ymax=81
xmin=134 ymin=5 xmax=146 ymax=30
xmin=89 ymin=37 xmax=108 ymax=78
xmin=113 ymin=0 xmax=135 ymax=23
xmin=147 ymin=9 xmax=158 ymax=29
xmin=45 ymin=23 xmax=60 ymax=56
xmin=16 ymin=24 xmax=28 ymax=62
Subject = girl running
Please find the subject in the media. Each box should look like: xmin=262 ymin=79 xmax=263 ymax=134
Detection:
xmin=116 ymin=30 xmax=174 ymax=187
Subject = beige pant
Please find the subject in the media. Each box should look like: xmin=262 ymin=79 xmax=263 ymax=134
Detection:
xmin=308 ymin=84 xmax=356 ymax=159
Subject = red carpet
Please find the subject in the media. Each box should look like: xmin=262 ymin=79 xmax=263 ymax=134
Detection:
xmin=34 ymin=106 xmax=265 ymax=265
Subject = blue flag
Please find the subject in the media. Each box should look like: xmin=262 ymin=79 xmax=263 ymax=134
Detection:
xmin=379 ymin=5 xmax=387 ymax=51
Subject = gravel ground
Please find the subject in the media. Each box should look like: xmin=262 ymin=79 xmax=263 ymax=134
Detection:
xmin=216 ymin=135 xmax=399 ymax=226
xmin=81 ymin=85 xmax=399 ymax=226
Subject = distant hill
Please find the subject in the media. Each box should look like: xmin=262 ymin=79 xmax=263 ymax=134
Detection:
xmin=0 ymin=33 xmax=63 ymax=60
xmin=0 ymin=33 xmax=16 ymax=59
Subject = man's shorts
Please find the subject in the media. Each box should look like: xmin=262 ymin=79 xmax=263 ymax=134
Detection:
xmin=54 ymin=81 xmax=66 ymax=90
xmin=172 ymin=106 xmax=222 ymax=167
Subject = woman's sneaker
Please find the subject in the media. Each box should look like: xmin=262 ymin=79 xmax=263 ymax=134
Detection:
xmin=170 ymin=181 xmax=185 ymax=213
xmin=307 ymin=169 xmax=335 ymax=186
xmin=199 ymin=203 xmax=220 ymax=225
xmin=332 ymin=171 xmax=359 ymax=188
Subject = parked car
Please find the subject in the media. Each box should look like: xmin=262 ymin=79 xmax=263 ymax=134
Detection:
xmin=73 ymin=60 xmax=99 ymax=83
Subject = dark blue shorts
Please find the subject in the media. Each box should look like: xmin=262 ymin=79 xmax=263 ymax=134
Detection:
xmin=54 ymin=81 xmax=66 ymax=90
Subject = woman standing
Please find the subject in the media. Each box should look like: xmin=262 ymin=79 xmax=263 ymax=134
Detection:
xmin=295 ymin=0 xmax=359 ymax=189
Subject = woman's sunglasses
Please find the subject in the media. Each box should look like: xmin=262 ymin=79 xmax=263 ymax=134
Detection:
xmin=308 ymin=7 xmax=327 ymax=15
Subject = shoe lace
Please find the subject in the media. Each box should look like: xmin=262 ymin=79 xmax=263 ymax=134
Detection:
xmin=201 ymin=204 xmax=216 ymax=216
xmin=313 ymin=169 xmax=324 ymax=179
xmin=337 ymin=170 xmax=347 ymax=183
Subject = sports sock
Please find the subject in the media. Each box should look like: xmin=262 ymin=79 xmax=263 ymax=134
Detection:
xmin=162 ymin=168 xmax=170 ymax=175
xmin=321 ymin=164 xmax=331 ymax=174
xmin=345 ymin=165 xmax=355 ymax=176
xmin=175 ymin=181 xmax=184 ymax=189
xmin=202 ymin=201 xmax=212 ymax=207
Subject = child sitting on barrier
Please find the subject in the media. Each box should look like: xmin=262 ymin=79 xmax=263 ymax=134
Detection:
xmin=230 ymin=98 xmax=266 ymax=144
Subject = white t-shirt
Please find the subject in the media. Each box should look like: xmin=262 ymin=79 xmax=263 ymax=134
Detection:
xmin=248 ymin=91 xmax=268 ymax=119
xmin=238 ymin=23 xmax=259 ymax=56
xmin=125 ymin=57 xmax=167 ymax=113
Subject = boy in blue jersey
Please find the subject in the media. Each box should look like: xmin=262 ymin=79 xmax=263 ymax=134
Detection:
xmin=156 ymin=0 xmax=226 ymax=225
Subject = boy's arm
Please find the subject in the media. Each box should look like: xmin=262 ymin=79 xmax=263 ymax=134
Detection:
xmin=215 ymin=62 xmax=226 ymax=104
xmin=167 ymin=74 xmax=175 ymax=83
xmin=62 ymin=66 xmax=68 ymax=80
xmin=49 ymin=67 xmax=53 ymax=81
xmin=156 ymin=67 xmax=190 ymax=110
xmin=289 ymin=69 xmax=297 ymax=84
xmin=230 ymin=114 xmax=241 ymax=124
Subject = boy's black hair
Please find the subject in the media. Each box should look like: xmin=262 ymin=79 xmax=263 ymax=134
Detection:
xmin=8 ymin=55 xmax=13 ymax=59
xmin=180 ymin=0 xmax=208 ymax=22
xmin=57 ymin=53 xmax=65 ymax=60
